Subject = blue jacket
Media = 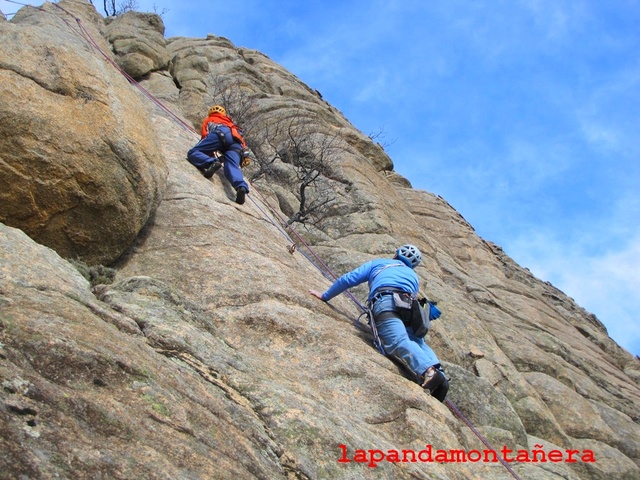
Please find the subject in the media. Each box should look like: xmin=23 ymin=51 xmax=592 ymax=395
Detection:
xmin=321 ymin=258 xmax=419 ymax=302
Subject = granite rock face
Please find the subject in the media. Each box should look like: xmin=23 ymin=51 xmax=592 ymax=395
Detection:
xmin=1 ymin=2 xmax=639 ymax=479
xmin=0 ymin=0 xmax=167 ymax=265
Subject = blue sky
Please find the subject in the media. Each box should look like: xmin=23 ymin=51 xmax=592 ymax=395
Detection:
xmin=3 ymin=0 xmax=639 ymax=356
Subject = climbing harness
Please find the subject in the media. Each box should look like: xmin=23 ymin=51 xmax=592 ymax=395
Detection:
xmin=207 ymin=123 xmax=231 ymax=148
xmin=19 ymin=6 xmax=523 ymax=478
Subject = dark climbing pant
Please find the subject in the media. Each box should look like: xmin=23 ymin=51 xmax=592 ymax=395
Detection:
xmin=187 ymin=125 xmax=249 ymax=192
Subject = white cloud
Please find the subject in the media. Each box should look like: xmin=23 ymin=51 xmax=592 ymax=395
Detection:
xmin=508 ymin=229 xmax=640 ymax=356
xmin=576 ymin=69 xmax=640 ymax=158
xmin=521 ymin=0 xmax=577 ymax=41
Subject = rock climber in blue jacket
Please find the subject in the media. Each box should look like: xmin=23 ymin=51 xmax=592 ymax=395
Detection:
xmin=309 ymin=244 xmax=448 ymax=401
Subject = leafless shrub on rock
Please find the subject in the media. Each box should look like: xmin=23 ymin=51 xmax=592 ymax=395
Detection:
xmin=88 ymin=0 xmax=139 ymax=17
xmin=249 ymin=115 xmax=350 ymax=226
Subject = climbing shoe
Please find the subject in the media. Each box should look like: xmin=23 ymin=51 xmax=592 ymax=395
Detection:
xmin=200 ymin=160 xmax=222 ymax=179
xmin=431 ymin=377 xmax=449 ymax=402
xmin=421 ymin=365 xmax=446 ymax=395
xmin=235 ymin=186 xmax=248 ymax=205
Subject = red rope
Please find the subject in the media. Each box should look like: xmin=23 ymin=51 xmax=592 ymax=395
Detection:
xmin=445 ymin=400 xmax=523 ymax=480
xmin=246 ymin=182 xmax=367 ymax=311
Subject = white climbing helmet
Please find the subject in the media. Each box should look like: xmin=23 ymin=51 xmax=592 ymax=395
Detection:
xmin=396 ymin=244 xmax=422 ymax=269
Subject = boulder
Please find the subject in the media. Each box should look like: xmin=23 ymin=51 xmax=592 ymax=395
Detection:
xmin=0 ymin=0 xmax=167 ymax=265
xmin=104 ymin=11 xmax=170 ymax=79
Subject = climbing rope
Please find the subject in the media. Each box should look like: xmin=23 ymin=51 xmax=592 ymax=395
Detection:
xmin=445 ymin=400 xmax=523 ymax=480
xmin=12 ymin=5 xmax=523 ymax=478
xmin=245 ymin=186 xmax=366 ymax=308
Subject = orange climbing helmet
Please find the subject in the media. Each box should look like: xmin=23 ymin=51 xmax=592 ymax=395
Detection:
xmin=207 ymin=105 xmax=227 ymax=116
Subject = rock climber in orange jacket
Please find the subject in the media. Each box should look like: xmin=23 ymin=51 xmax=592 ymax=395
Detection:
xmin=187 ymin=105 xmax=250 ymax=205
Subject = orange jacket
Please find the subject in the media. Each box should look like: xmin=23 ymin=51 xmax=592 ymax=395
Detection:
xmin=200 ymin=112 xmax=247 ymax=148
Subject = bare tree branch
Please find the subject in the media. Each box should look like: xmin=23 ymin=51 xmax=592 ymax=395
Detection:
xmin=98 ymin=0 xmax=139 ymax=17
xmin=368 ymin=126 xmax=397 ymax=150
xmin=253 ymin=114 xmax=347 ymax=225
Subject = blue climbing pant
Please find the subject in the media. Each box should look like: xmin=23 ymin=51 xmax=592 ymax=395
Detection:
xmin=372 ymin=294 xmax=440 ymax=378
xmin=187 ymin=125 xmax=249 ymax=192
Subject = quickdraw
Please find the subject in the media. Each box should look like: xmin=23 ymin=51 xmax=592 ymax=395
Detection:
xmin=356 ymin=304 xmax=386 ymax=356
